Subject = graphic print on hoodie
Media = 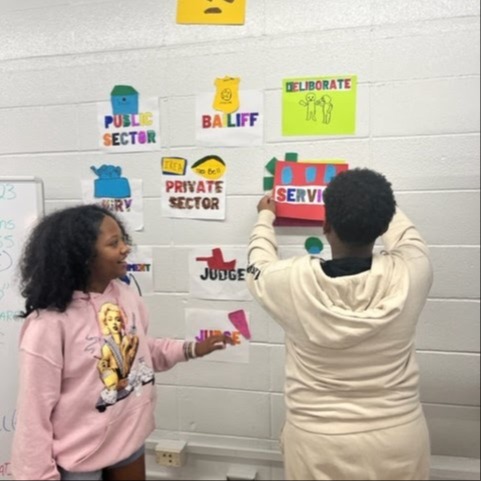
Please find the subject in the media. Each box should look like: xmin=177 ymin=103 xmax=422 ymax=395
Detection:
xmin=95 ymin=302 xmax=154 ymax=412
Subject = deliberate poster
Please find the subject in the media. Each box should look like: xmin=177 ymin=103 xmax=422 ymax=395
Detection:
xmin=283 ymin=75 xmax=357 ymax=136
xmin=97 ymin=85 xmax=161 ymax=153
xmin=185 ymin=308 xmax=250 ymax=364
xmin=177 ymin=0 xmax=246 ymax=25
xmin=189 ymin=247 xmax=252 ymax=300
xmin=273 ymin=161 xmax=349 ymax=222
xmin=161 ymin=156 xmax=227 ymax=221
xmin=196 ymin=77 xmax=263 ymax=146
xmin=82 ymin=164 xmax=145 ymax=231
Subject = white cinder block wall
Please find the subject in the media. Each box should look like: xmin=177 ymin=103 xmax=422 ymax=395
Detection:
xmin=1 ymin=0 xmax=479 ymax=479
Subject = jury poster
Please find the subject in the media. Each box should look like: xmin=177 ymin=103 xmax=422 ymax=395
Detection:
xmin=189 ymin=247 xmax=252 ymax=300
xmin=283 ymin=75 xmax=357 ymax=136
xmin=82 ymin=165 xmax=145 ymax=231
xmin=161 ymin=156 xmax=227 ymax=221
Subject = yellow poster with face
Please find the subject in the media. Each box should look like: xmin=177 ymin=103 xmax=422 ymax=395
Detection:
xmin=177 ymin=0 xmax=246 ymax=25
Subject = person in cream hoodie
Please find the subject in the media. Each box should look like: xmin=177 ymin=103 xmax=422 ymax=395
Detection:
xmin=247 ymin=168 xmax=433 ymax=480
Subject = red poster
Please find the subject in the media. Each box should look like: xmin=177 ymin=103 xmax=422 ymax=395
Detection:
xmin=274 ymin=161 xmax=349 ymax=222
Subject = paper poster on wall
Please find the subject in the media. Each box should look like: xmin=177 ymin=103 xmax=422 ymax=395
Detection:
xmin=120 ymin=246 xmax=153 ymax=296
xmin=190 ymin=247 xmax=252 ymax=300
xmin=197 ymin=77 xmax=263 ymax=146
xmin=274 ymin=160 xmax=349 ymax=222
xmin=161 ymin=156 xmax=227 ymax=220
xmin=283 ymin=75 xmax=357 ymax=136
xmin=82 ymin=165 xmax=145 ymax=231
xmin=97 ymin=85 xmax=161 ymax=152
xmin=185 ymin=308 xmax=250 ymax=363
xmin=177 ymin=0 xmax=246 ymax=25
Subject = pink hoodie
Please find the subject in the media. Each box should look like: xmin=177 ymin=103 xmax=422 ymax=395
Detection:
xmin=11 ymin=280 xmax=187 ymax=480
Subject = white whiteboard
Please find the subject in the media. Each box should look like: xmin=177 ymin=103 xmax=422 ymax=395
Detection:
xmin=0 ymin=178 xmax=44 ymax=479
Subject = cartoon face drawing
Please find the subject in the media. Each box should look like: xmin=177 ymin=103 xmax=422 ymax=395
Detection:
xmin=177 ymin=0 xmax=246 ymax=25
xmin=204 ymin=0 xmax=236 ymax=15
xmin=221 ymin=88 xmax=233 ymax=102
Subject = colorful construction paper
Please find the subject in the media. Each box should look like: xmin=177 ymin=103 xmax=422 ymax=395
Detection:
xmin=197 ymin=84 xmax=263 ymax=147
xmin=161 ymin=156 xmax=227 ymax=221
xmin=177 ymin=0 xmax=246 ymax=25
xmin=283 ymin=76 xmax=357 ymax=136
xmin=82 ymin=169 xmax=144 ymax=231
xmin=274 ymin=161 xmax=349 ymax=222
xmin=98 ymin=85 xmax=161 ymax=153
xmin=185 ymin=309 xmax=250 ymax=363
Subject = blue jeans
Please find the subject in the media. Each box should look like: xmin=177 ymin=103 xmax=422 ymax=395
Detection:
xmin=58 ymin=445 xmax=145 ymax=480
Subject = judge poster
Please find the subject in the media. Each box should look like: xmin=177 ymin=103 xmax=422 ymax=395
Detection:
xmin=185 ymin=308 xmax=251 ymax=364
xmin=189 ymin=247 xmax=252 ymax=300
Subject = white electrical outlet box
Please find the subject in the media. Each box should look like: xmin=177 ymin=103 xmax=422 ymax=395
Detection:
xmin=155 ymin=440 xmax=187 ymax=468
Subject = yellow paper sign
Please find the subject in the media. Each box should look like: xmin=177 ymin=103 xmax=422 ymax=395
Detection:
xmin=177 ymin=0 xmax=246 ymax=25
xmin=162 ymin=157 xmax=187 ymax=176
xmin=213 ymin=77 xmax=241 ymax=114
xmin=191 ymin=155 xmax=227 ymax=180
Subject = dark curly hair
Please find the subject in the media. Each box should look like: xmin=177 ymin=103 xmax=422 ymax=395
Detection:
xmin=19 ymin=204 xmax=131 ymax=318
xmin=323 ymin=168 xmax=396 ymax=247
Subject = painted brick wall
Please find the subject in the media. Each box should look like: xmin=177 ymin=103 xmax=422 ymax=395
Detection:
xmin=1 ymin=0 xmax=479 ymax=478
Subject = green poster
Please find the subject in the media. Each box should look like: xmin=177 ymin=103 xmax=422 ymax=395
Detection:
xmin=282 ymin=75 xmax=357 ymax=136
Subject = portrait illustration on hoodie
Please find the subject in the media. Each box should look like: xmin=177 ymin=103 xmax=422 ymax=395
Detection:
xmin=95 ymin=302 xmax=154 ymax=412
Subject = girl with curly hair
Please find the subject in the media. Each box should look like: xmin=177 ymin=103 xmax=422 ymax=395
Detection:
xmin=12 ymin=205 xmax=232 ymax=480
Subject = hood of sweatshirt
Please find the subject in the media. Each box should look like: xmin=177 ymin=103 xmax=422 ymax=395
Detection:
xmin=289 ymin=252 xmax=410 ymax=349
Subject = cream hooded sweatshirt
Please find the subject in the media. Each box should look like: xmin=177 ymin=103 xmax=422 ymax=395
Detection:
xmin=11 ymin=280 xmax=187 ymax=480
xmin=247 ymin=209 xmax=433 ymax=435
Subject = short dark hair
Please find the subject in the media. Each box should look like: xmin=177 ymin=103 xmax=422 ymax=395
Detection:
xmin=19 ymin=204 xmax=131 ymax=318
xmin=323 ymin=168 xmax=396 ymax=246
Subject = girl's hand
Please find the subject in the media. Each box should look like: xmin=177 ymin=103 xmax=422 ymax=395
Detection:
xmin=195 ymin=334 xmax=235 ymax=357
xmin=257 ymin=194 xmax=276 ymax=215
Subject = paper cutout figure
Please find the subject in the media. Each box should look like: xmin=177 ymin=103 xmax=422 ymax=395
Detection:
xmin=111 ymin=85 xmax=139 ymax=115
xmin=191 ymin=155 xmax=227 ymax=180
xmin=305 ymin=237 xmax=324 ymax=255
xmin=162 ymin=157 xmax=187 ymax=176
xmin=228 ymin=310 xmax=251 ymax=340
xmin=264 ymin=153 xmax=299 ymax=192
xmin=274 ymin=161 xmax=349 ymax=222
xmin=161 ymin=156 xmax=227 ymax=221
xmin=213 ymin=77 xmax=241 ymax=114
xmin=91 ymin=165 xmax=131 ymax=199
xmin=177 ymin=0 xmax=246 ymax=25
xmin=196 ymin=248 xmax=237 ymax=270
